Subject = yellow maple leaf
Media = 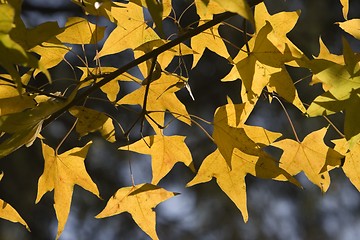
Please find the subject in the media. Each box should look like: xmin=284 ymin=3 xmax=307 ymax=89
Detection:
xmin=96 ymin=183 xmax=178 ymax=240
xmin=117 ymin=72 xmax=191 ymax=132
xmin=31 ymin=40 xmax=71 ymax=76
xmin=57 ymin=17 xmax=105 ymax=44
xmin=254 ymin=2 xmax=302 ymax=54
xmin=194 ymin=0 xmax=253 ymax=23
xmin=98 ymin=2 xmax=159 ymax=58
xmin=190 ymin=26 xmax=229 ymax=68
xmin=36 ymin=141 xmax=100 ymax=239
xmin=332 ymin=138 xmax=360 ymax=191
xmin=69 ymin=106 xmax=116 ymax=142
xmin=119 ymin=135 xmax=195 ymax=184
xmin=194 ymin=0 xmax=225 ymax=20
xmin=225 ymin=21 xmax=305 ymax=112
xmin=213 ymin=103 xmax=282 ymax=167
xmin=187 ymin=147 xmax=300 ymax=222
xmin=0 ymin=172 xmax=30 ymax=231
xmin=337 ymin=19 xmax=360 ymax=40
xmin=272 ymin=128 xmax=343 ymax=192
xmin=340 ymin=0 xmax=349 ymax=19
xmin=212 ymin=0 xmax=253 ymax=23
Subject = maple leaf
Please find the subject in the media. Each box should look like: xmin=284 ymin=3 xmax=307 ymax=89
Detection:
xmin=190 ymin=26 xmax=229 ymax=68
xmin=31 ymin=40 xmax=71 ymax=76
xmin=36 ymin=141 xmax=100 ymax=239
xmin=98 ymin=2 xmax=159 ymax=58
xmin=194 ymin=0 xmax=226 ymax=20
xmin=187 ymin=147 xmax=300 ymax=222
xmin=307 ymin=39 xmax=360 ymax=146
xmin=337 ymin=19 xmax=360 ymax=40
xmin=0 ymin=172 xmax=30 ymax=231
xmin=307 ymin=90 xmax=360 ymax=149
xmin=332 ymin=138 xmax=360 ymax=191
xmin=213 ymin=102 xmax=282 ymax=167
xmin=340 ymin=0 xmax=349 ymax=19
xmin=96 ymin=183 xmax=178 ymax=240
xmin=194 ymin=0 xmax=253 ymax=23
xmin=212 ymin=0 xmax=253 ymax=23
xmin=254 ymin=3 xmax=302 ymax=55
xmin=56 ymin=17 xmax=105 ymax=44
xmin=119 ymin=135 xmax=195 ymax=184
xmin=224 ymin=21 xmax=305 ymax=112
xmin=117 ymin=72 xmax=191 ymax=132
xmin=272 ymin=128 xmax=343 ymax=192
xmin=69 ymin=106 xmax=116 ymax=142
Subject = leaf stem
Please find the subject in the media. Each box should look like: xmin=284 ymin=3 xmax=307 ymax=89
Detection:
xmin=243 ymin=19 xmax=251 ymax=55
xmin=273 ymin=95 xmax=300 ymax=142
xmin=55 ymin=117 xmax=78 ymax=154
xmin=322 ymin=115 xmax=345 ymax=138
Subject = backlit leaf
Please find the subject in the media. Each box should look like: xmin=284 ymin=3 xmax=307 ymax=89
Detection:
xmin=332 ymin=138 xmax=360 ymax=190
xmin=212 ymin=0 xmax=253 ymax=24
xmin=36 ymin=141 xmax=100 ymax=239
xmin=272 ymin=128 xmax=343 ymax=192
xmin=57 ymin=17 xmax=105 ymax=44
xmin=340 ymin=0 xmax=349 ymax=19
xmin=98 ymin=2 xmax=159 ymax=58
xmin=187 ymin=146 xmax=300 ymax=222
xmin=337 ymin=19 xmax=360 ymax=40
xmin=119 ymin=135 xmax=194 ymax=184
xmin=117 ymin=72 xmax=191 ymax=132
xmin=96 ymin=183 xmax=177 ymax=240
xmin=69 ymin=106 xmax=116 ymax=142
xmin=213 ymin=103 xmax=282 ymax=167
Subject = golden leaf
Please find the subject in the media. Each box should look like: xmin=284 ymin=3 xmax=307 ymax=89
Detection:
xmin=36 ymin=141 xmax=100 ymax=239
xmin=272 ymin=128 xmax=343 ymax=192
xmin=96 ymin=183 xmax=177 ymax=240
xmin=119 ymin=135 xmax=194 ymax=184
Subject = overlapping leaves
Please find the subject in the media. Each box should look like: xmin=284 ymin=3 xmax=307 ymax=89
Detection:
xmin=0 ymin=0 xmax=360 ymax=239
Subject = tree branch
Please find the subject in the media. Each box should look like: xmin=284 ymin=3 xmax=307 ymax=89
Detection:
xmin=43 ymin=0 xmax=263 ymax=127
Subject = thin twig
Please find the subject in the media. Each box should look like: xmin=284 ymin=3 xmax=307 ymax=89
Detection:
xmin=243 ymin=19 xmax=251 ymax=55
xmin=273 ymin=95 xmax=300 ymax=142
xmin=323 ymin=115 xmax=345 ymax=138
xmin=43 ymin=0 xmax=264 ymax=127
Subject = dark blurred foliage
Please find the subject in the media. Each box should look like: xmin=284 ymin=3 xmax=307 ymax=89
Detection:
xmin=1 ymin=0 xmax=360 ymax=239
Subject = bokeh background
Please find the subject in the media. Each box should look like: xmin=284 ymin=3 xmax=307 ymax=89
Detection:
xmin=1 ymin=0 xmax=360 ymax=239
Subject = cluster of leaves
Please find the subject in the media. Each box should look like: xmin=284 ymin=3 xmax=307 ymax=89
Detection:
xmin=0 ymin=0 xmax=359 ymax=239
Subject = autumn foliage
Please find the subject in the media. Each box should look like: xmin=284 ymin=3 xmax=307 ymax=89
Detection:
xmin=0 ymin=0 xmax=359 ymax=239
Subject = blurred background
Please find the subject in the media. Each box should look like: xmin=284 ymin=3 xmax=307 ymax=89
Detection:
xmin=1 ymin=0 xmax=360 ymax=239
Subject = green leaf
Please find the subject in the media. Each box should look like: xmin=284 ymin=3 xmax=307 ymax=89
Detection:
xmin=0 ymin=88 xmax=78 ymax=158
